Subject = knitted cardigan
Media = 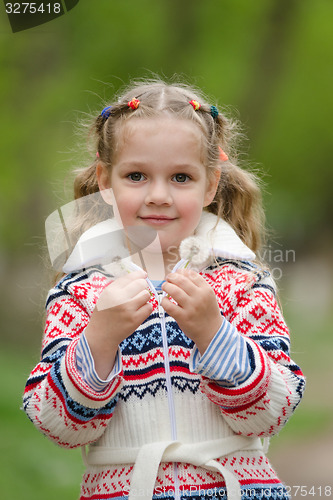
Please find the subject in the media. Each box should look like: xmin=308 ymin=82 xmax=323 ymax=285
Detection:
xmin=23 ymin=213 xmax=305 ymax=500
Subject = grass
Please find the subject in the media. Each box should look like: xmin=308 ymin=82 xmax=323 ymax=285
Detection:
xmin=0 ymin=349 xmax=84 ymax=500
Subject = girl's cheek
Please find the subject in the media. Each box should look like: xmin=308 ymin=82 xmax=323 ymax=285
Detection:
xmin=115 ymin=193 xmax=137 ymax=214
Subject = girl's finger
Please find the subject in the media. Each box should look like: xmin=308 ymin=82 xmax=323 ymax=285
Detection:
xmin=113 ymin=270 xmax=147 ymax=286
xmin=97 ymin=276 xmax=149 ymax=311
xmin=131 ymin=289 xmax=152 ymax=310
xmin=177 ymin=268 xmax=207 ymax=287
xmin=165 ymin=271 xmax=198 ymax=296
xmin=160 ymin=296 xmax=180 ymax=317
xmin=125 ymin=278 xmax=150 ymax=298
xmin=161 ymin=281 xmax=189 ymax=308
xmin=131 ymin=298 xmax=154 ymax=326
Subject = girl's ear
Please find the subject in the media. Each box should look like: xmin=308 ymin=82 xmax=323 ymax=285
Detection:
xmin=203 ymin=167 xmax=221 ymax=207
xmin=96 ymin=162 xmax=113 ymax=205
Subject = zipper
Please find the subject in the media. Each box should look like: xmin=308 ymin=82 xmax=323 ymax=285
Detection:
xmin=157 ymin=291 xmax=180 ymax=500
xmin=129 ymin=260 xmax=187 ymax=500
xmin=157 ymin=292 xmax=177 ymax=441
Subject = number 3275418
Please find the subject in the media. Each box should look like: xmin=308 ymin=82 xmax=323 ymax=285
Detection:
xmin=5 ymin=3 xmax=62 ymax=14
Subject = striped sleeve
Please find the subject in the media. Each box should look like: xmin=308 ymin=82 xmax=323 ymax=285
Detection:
xmin=189 ymin=319 xmax=254 ymax=386
xmin=76 ymin=332 xmax=122 ymax=392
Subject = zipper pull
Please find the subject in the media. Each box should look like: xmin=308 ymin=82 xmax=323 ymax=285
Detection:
xmin=158 ymin=294 xmax=164 ymax=318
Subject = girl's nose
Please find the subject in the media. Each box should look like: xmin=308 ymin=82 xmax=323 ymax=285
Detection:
xmin=144 ymin=181 xmax=173 ymax=206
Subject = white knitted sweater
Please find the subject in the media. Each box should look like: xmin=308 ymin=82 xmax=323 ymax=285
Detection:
xmin=23 ymin=213 xmax=305 ymax=500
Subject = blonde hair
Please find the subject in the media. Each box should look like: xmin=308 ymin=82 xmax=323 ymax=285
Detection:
xmin=73 ymin=78 xmax=265 ymax=255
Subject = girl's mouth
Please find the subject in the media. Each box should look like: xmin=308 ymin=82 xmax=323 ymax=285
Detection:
xmin=139 ymin=216 xmax=176 ymax=226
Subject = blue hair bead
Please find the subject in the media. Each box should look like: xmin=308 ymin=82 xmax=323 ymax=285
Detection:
xmin=210 ymin=105 xmax=219 ymax=119
xmin=101 ymin=106 xmax=112 ymax=119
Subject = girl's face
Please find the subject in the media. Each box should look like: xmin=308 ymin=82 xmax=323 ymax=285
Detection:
xmin=97 ymin=118 xmax=220 ymax=265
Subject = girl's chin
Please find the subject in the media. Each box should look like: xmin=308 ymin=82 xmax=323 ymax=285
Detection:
xmin=141 ymin=237 xmax=179 ymax=258
xmin=143 ymin=237 xmax=172 ymax=254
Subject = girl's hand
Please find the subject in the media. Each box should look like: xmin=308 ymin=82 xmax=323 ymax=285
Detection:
xmin=85 ymin=270 xmax=152 ymax=379
xmin=161 ymin=269 xmax=223 ymax=355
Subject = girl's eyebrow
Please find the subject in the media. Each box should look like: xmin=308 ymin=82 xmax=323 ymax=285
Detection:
xmin=117 ymin=161 xmax=202 ymax=173
xmin=116 ymin=161 xmax=148 ymax=170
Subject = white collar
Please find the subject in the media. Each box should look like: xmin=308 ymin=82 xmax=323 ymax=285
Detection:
xmin=193 ymin=211 xmax=255 ymax=261
xmin=62 ymin=211 xmax=255 ymax=274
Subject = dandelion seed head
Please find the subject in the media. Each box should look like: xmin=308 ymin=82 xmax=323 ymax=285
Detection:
xmin=180 ymin=236 xmax=211 ymax=267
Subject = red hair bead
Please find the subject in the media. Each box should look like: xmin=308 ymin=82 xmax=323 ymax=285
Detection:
xmin=128 ymin=98 xmax=140 ymax=110
xmin=189 ymin=99 xmax=201 ymax=111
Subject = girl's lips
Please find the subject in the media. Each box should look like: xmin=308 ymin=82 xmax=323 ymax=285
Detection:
xmin=139 ymin=216 xmax=176 ymax=226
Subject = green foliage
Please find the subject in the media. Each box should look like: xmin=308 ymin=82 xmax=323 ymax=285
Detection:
xmin=1 ymin=0 xmax=332 ymax=251
xmin=0 ymin=349 xmax=84 ymax=499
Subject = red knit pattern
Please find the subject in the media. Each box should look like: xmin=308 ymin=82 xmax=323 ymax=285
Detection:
xmin=23 ymin=263 xmax=305 ymax=499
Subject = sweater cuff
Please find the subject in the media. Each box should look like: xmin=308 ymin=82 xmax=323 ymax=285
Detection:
xmin=189 ymin=319 xmax=253 ymax=386
xmin=200 ymin=338 xmax=272 ymax=410
xmin=61 ymin=338 xmax=124 ymax=410
xmin=76 ymin=332 xmax=122 ymax=392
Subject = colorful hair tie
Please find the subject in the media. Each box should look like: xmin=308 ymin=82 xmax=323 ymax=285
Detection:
xmin=189 ymin=99 xmax=201 ymax=111
xmin=101 ymin=106 xmax=112 ymax=119
xmin=128 ymin=98 xmax=140 ymax=110
xmin=210 ymin=105 xmax=219 ymax=119
xmin=218 ymin=146 xmax=229 ymax=162
xmin=96 ymin=151 xmax=100 ymax=158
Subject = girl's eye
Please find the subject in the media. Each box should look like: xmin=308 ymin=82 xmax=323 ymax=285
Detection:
xmin=128 ymin=172 xmax=144 ymax=182
xmin=173 ymin=173 xmax=190 ymax=183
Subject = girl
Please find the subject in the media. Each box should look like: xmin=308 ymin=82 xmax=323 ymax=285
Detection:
xmin=23 ymin=80 xmax=305 ymax=500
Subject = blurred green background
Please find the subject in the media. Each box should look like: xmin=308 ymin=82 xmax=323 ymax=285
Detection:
xmin=0 ymin=1 xmax=332 ymax=498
